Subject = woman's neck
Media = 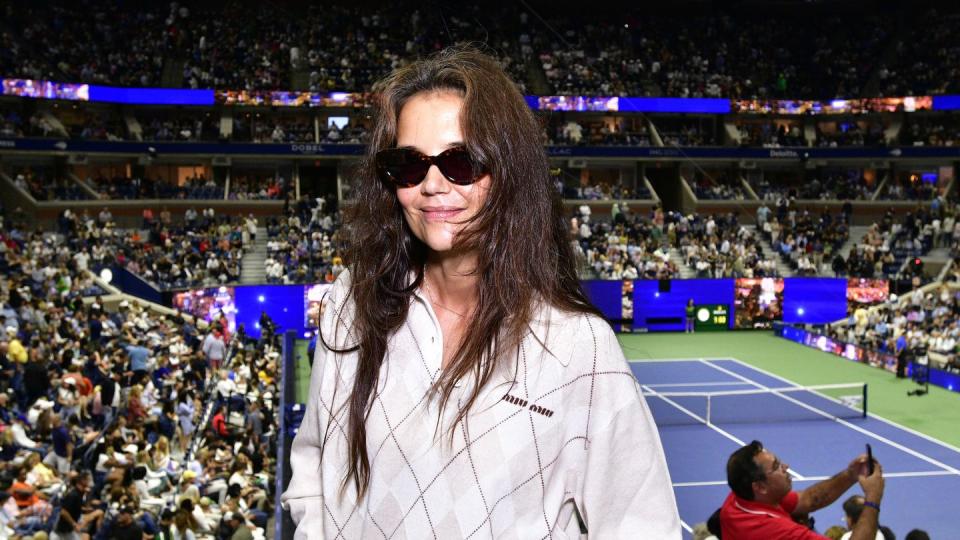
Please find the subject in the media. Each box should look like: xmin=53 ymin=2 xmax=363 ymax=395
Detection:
xmin=423 ymin=253 xmax=480 ymax=316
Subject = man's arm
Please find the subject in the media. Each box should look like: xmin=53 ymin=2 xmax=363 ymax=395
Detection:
xmin=57 ymin=504 xmax=79 ymax=529
xmin=793 ymin=454 xmax=865 ymax=515
xmin=849 ymin=462 xmax=885 ymax=540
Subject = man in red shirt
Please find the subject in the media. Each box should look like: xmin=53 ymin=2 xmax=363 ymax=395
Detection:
xmin=720 ymin=440 xmax=885 ymax=540
xmin=211 ymin=405 xmax=232 ymax=443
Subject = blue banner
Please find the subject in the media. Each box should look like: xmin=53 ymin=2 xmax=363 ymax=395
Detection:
xmin=933 ymin=95 xmax=960 ymax=110
xmin=89 ymin=85 xmax=214 ymax=106
xmin=618 ymin=97 xmax=730 ymax=114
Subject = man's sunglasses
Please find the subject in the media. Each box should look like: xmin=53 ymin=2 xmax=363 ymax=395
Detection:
xmin=374 ymin=146 xmax=487 ymax=187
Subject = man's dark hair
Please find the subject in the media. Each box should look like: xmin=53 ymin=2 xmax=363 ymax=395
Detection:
xmin=842 ymin=495 xmax=865 ymax=524
xmin=905 ymin=529 xmax=930 ymax=540
xmin=71 ymin=471 xmax=91 ymax=486
xmin=726 ymin=440 xmax=766 ymax=500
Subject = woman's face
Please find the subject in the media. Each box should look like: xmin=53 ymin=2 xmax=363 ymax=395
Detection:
xmin=394 ymin=91 xmax=491 ymax=255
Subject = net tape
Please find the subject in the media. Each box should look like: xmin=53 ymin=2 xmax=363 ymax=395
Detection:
xmin=642 ymin=382 xmax=867 ymax=426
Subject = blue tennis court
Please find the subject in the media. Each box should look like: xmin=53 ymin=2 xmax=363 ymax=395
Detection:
xmin=631 ymin=358 xmax=960 ymax=539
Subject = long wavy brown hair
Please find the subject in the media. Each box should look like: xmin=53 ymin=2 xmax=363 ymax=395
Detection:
xmin=331 ymin=45 xmax=600 ymax=499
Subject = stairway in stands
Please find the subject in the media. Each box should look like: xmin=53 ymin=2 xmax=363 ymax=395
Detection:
xmin=240 ymin=227 xmax=269 ymax=284
xmin=747 ymin=225 xmax=794 ymax=277
xmin=669 ymin=247 xmax=697 ymax=278
xmin=835 ymin=225 xmax=872 ymax=260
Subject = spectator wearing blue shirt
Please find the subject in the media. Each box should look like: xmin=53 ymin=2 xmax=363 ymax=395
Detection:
xmin=124 ymin=339 xmax=151 ymax=385
xmin=896 ymin=334 xmax=908 ymax=353
xmin=874 ymin=320 xmax=888 ymax=338
xmin=43 ymin=414 xmax=72 ymax=474
xmin=89 ymin=312 xmax=104 ymax=343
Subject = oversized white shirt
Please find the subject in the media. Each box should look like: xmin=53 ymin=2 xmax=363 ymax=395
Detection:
xmin=282 ymin=271 xmax=679 ymax=539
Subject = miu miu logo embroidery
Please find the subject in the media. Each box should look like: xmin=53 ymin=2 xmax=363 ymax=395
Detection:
xmin=502 ymin=393 xmax=555 ymax=417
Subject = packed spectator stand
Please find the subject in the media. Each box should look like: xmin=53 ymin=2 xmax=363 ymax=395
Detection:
xmin=760 ymin=208 xmax=850 ymax=276
xmin=263 ymin=197 xmax=343 ymax=285
xmin=0 ymin=203 xmax=281 ymax=540
xmin=50 ymin=207 xmax=245 ymax=290
xmin=0 ymin=2 xmax=957 ymax=98
xmin=574 ymin=204 xmax=679 ymax=280
xmin=830 ymin=283 xmax=960 ymax=373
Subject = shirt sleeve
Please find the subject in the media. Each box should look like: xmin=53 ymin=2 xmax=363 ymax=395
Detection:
xmin=281 ymin=276 xmax=351 ymax=540
xmin=280 ymin=337 xmax=328 ymax=540
xmin=781 ymin=490 xmax=800 ymax=514
xmin=578 ymin=319 xmax=681 ymax=539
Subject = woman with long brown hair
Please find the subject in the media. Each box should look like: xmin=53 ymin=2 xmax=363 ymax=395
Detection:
xmin=283 ymin=45 xmax=679 ymax=538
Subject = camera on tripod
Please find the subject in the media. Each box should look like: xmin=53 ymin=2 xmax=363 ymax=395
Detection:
xmin=907 ymin=346 xmax=929 ymax=397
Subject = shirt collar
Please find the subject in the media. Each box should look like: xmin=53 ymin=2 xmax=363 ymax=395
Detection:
xmin=412 ymin=276 xmax=570 ymax=369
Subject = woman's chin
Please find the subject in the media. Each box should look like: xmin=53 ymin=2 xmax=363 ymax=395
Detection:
xmin=423 ymin=237 xmax=455 ymax=253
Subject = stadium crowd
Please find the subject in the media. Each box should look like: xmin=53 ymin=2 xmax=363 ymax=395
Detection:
xmin=830 ymin=283 xmax=960 ymax=373
xmin=264 ymin=196 xmax=343 ymax=285
xmin=573 ymin=204 xmax=679 ymax=280
xmin=752 ymin=171 xmax=875 ymax=201
xmin=759 ymin=208 xmax=850 ymax=277
xmin=689 ymin=174 xmax=746 ymax=201
xmin=678 ymin=212 xmax=778 ymax=278
xmin=0 ymin=202 xmax=282 ymax=540
xmin=12 ymin=172 xmax=90 ymax=202
xmin=89 ymin=175 xmax=224 ymax=201
xmin=1 ymin=3 xmax=958 ymax=99
xmin=836 ymin=206 xmax=943 ymax=280
xmin=50 ymin=208 xmax=246 ymax=290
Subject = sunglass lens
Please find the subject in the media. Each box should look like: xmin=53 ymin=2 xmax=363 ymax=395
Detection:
xmin=437 ymin=148 xmax=480 ymax=185
xmin=377 ymin=149 xmax=428 ymax=187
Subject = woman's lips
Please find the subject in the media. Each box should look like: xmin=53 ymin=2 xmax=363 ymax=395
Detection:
xmin=421 ymin=207 xmax=464 ymax=221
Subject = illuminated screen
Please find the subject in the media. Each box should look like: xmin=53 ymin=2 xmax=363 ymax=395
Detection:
xmin=214 ymin=90 xmax=369 ymax=108
xmin=847 ymin=278 xmax=889 ymax=311
xmin=327 ymin=116 xmax=349 ymax=130
xmin=2 ymin=79 xmax=90 ymax=100
xmin=581 ymin=280 xmax=624 ymax=320
xmin=734 ymin=278 xmax=783 ymax=329
xmin=538 ymin=96 xmax=619 ymax=112
xmin=632 ymin=279 xmax=735 ymax=332
xmin=732 ymin=96 xmax=933 ymax=115
xmin=782 ymin=278 xmax=848 ymax=324
xmin=172 ymin=286 xmax=238 ymax=333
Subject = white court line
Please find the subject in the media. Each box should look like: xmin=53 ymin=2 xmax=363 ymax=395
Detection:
xmin=702 ymin=359 xmax=960 ymax=476
xmin=724 ymin=357 xmax=960 ymax=456
xmin=629 ymin=357 xmax=714 ymax=364
xmin=673 ymin=469 xmax=958 ymax=488
xmin=642 ymin=384 xmax=806 ymax=480
xmin=679 ymin=520 xmax=693 ymax=533
xmin=646 ymin=381 xmax=755 ymax=388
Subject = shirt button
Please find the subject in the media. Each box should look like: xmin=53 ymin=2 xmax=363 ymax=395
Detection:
xmin=431 ymin=336 xmax=435 ymax=343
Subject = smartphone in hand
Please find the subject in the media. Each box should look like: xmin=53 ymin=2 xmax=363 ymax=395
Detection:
xmin=866 ymin=443 xmax=874 ymax=475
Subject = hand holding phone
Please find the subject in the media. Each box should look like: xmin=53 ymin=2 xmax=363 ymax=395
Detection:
xmin=866 ymin=443 xmax=874 ymax=475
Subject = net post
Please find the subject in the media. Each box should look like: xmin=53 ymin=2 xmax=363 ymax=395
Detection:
xmin=862 ymin=383 xmax=868 ymax=418
xmin=706 ymin=395 xmax=712 ymax=425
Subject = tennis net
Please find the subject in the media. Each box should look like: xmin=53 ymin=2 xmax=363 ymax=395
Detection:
xmin=643 ymin=382 xmax=868 ymax=426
